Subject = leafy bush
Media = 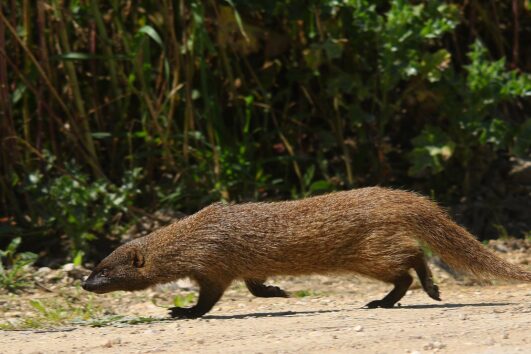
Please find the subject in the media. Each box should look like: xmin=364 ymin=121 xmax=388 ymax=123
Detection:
xmin=1 ymin=0 xmax=529 ymax=263
xmin=21 ymin=156 xmax=141 ymax=258
xmin=408 ymin=41 xmax=531 ymax=184
xmin=0 ymin=237 xmax=37 ymax=292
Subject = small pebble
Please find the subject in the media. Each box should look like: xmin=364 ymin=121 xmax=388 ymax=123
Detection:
xmin=354 ymin=325 xmax=363 ymax=332
xmin=433 ymin=341 xmax=445 ymax=349
xmin=37 ymin=267 xmax=51 ymax=274
xmin=422 ymin=341 xmax=445 ymax=350
xmin=102 ymin=340 xmax=113 ymax=348
xmin=62 ymin=263 xmax=75 ymax=272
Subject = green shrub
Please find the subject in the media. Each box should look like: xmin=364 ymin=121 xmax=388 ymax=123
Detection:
xmin=21 ymin=155 xmax=141 ymax=257
xmin=1 ymin=0 xmax=529 ymax=262
xmin=0 ymin=237 xmax=37 ymax=292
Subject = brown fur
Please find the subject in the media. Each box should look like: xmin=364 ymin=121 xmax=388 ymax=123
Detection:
xmin=83 ymin=187 xmax=531 ymax=318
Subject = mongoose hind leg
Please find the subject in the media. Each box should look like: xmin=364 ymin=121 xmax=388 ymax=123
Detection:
xmin=169 ymin=278 xmax=228 ymax=318
xmin=365 ymin=273 xmax=413 ymax=309
xmin=245 ymin=279 xmax=289 ymax=298
xmin=413 ymin=256 xmax=441 ymax=301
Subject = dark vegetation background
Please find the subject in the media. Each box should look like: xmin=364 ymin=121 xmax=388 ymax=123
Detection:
xmin=0 ymin=1 xmax=530 ymax=266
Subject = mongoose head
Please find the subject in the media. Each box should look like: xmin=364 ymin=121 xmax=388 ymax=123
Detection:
xmin=82 ymin=241 xmax=151 ymax=293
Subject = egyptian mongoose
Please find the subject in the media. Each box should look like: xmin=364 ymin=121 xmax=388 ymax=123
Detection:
xmin=82 ymin=187 xmax=531 ymax=318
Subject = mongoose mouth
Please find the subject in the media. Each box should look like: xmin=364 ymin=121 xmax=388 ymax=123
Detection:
xmin=81 ymin=276 xmax=113 ymax=294
xmin=82 ymin=272 xmax=151 ymax=293
xmin=81 ymin=270 xmax=118 ymax=294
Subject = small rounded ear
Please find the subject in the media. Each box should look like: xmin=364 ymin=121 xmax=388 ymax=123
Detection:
xmin=128 ymin=248 xmax=145 ymax=268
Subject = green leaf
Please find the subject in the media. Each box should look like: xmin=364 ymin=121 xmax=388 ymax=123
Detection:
xmin=54 ymin=52 xmax=94 ymax=60
xmin=18 ymin=252 xmax=38 ymax=265
xmin=138 ymin=26 xmax=164 ymax=50
xmin=310 ymin=180 xmax=333 ymax=193
xmin=29 ymin=300 xmax=48 ymax=315
xmin=73 ymin=250 xmax=84 ymax=267
xmin=303 ymin=165 xmax=315 ymax=187
xmin=408 ymin=127 xmax=455 ymax=176
xmin=173 ymin=293 xmax=196 ymax=307
xmin=12 ymin=84 xmax=26 ymax=104
xmin=6 ymin=237 xmax=21 ymax=255
xmin=91 ymin=132 xmax=112 ymax=139
xmin=224 ymin=0 xmax=249 ymax=41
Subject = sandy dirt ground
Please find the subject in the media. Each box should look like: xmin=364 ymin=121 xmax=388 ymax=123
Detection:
xmin=1 ymin=274 xmax=530 ymax=354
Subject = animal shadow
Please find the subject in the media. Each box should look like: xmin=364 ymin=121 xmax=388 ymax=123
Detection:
xmin=386 ymin=302 xmax=514 ymax=309
xmin=204 ymin=309 xmax=341 ymax=320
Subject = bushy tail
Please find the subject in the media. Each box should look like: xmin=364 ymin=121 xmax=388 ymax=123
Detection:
xmin=410 ymin=210 xmax=531 ymax=282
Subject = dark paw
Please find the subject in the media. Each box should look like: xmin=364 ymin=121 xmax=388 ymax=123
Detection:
xmin=268 ymin=286 xmax=289 ymax=298
xmin=428 ymin=284 xmax=441 ymax=301
xmin=364 ymin=300 xmax=395 ymax=309
xmin=250 ymin=285 xmax=290 ymax=298
xmin=169 ymin=307 xmax=201 ymax=319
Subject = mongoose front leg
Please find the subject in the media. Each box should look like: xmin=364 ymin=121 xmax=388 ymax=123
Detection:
xmin=245 ymin=279 xmax=289 ymax=298
xmin=169 ymin=278 xmax=226 ymax=318
xmin=365 ymin=274 xmax=413 ymax=309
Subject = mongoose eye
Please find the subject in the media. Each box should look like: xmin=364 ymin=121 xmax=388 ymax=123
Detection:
xmin=99 ymin=269 xmax=109 ymax=277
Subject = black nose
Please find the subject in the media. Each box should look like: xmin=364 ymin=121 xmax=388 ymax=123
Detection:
xmin=81 ymin=276 xmax=92 ymax=291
